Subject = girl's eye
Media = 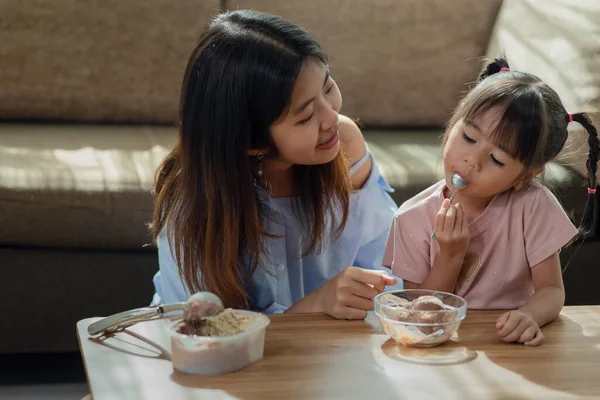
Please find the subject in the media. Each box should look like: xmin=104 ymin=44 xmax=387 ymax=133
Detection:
xmin=325 ymin=84 xmax=333 ymax=94
xmin=463 ymin=132 xmax=476 ymax=143
xmin=491 ymin=154 xmax=505 ymax=167
xmin=299 ymin=113 xmax=313 ymax=124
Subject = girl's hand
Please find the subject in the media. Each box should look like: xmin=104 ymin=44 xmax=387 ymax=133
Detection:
xmin=316 ymin=267 xmax=397 ymax=320
xmin=496 ymin=310 xmax=545 ymax=346
xmin=434 ymin=199 xmax=470 ymax=259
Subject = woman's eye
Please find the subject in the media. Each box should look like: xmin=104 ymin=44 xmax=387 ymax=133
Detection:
xmin=299 ymin=113 xmax=313 ymax=124
xmin=490 ymin=154 xmax=505 ymax=167
xmin=325 ymin=84 xmax=333 ymax=94
xmin=463 ymin=132 xmax=476 ymax=143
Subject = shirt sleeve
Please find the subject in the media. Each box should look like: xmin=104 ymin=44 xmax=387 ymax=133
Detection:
xmin=382 ymin=211 xmax=432 ymax=284
xmin=354 ymin=229 xmax=405 ymax=290
xmin=151 ymin=228 xmax=192 ymax=305
xmin=350 ymin=148 xmax=403 ymax=289
xmin=524 ymin=186 xmax=579 ymax=267
xmin=350 ymin=147 xmax=397 ymax=241
xmin=261 ymin=302 xmax=287 ymax=314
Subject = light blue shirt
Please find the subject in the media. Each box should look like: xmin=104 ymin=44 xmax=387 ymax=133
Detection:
xmin=152 ymin=147 xmax=402 ymax=312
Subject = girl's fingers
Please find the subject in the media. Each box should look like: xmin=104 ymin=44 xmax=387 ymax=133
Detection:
xmin=496 ymin=311 xmax=510 ymax=330
xmin=525 ymin=330 xmax=545 ymax=346
xmin=454 ymin=204 xmax=463 ymax=233
xmin=443 ymin=204 xmax=457 ymax=233
xmin=518 ymin=326 xmax=538 ymax=343
xmin=435 ymin=199 xmax=451 ymax=235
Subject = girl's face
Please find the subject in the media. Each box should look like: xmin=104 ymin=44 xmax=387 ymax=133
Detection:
xmin=269 ymin=58 xmax=342 ymax=166
xmin=443 ymin=106 xmax=529 ymax=201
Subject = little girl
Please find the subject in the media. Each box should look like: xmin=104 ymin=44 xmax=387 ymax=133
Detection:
xmin=383 ymin=58 xmax=599 ymax=346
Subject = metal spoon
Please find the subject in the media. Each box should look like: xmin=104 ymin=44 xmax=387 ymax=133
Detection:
xmin=87 ymin=292 xmax=225 ymax=336
xmin=447 ymin=173 xmax=469 ymax=202
xmin=431 ymin=173 xmax=469 ymax=239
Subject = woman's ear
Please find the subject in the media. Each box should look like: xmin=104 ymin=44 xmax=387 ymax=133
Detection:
xmin=514 ymin=167 xmax=543 ymax=191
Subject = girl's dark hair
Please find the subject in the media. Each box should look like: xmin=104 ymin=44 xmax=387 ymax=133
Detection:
xmin=445 ymin=57 xmax=600 ymax=236
xmin=152 ymin=10 xmax=351 ymax=308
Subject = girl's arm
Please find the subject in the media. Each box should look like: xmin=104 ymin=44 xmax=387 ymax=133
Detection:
xmin=496 ymin=185 xmax=575 ymax=345
xmin=519 ymin=252 xmax=565 ymax=327
xmin=496 ymin=252 xmax=564 ymax=346
xmin=403 ymin=251 xmax=464 ymax=292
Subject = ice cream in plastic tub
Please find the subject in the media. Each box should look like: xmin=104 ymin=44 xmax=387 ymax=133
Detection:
xmin=168 ymin=309 xmax=270 ymax=375
xmin=374 ymin=289 xmax=467 ymax=347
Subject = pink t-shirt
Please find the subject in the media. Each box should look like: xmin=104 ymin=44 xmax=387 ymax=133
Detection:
xmin=383 ymin=180 xmax=578 ymax=309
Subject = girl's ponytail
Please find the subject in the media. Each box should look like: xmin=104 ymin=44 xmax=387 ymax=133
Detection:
xmin=571 ymin=112 xmax=600 ymax=236
xmin=478 ymin=57 xmax=511 ymax=82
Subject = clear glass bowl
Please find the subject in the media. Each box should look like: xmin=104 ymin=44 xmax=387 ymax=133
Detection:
xmin=168 ymin=310 xmax=270 ymax=375
xmin=374 ymin=289 xmax=467 ymax=347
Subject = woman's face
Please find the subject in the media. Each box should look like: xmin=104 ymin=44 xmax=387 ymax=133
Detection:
xmin=269 ymin=58 xmax=343 ymax=166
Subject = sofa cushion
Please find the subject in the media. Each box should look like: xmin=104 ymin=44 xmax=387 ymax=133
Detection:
xmin=0 ymin=124 xmax=586 ymax=250
xmin=0 ymin=0 xmax=221 ymax=123
xmin=487 ymin=1 xmax=600 ymax=183
xmin=0 ymin=124 xmax=175 ymax=249
xmin=226 ymin=0 xmax=502 ymax=126
xmin=486 ymin=0 xmax=600 ymax=114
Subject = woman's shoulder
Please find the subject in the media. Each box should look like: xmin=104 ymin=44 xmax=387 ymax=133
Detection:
xmin=338 ymin=115 xmax=371 ymax=188
xmin=338 ymin=115 xmax=366 ymax=164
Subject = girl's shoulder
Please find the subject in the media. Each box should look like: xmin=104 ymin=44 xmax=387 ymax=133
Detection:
xmin=395 ymin=180 xmax=445 ymax=219
xmin=510 ymin=180 xmax=558 ymax=204
xmin=506 ymin=180 xmax=565 ymax=218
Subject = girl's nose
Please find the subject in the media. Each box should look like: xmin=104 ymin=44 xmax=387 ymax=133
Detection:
xmin=463 ymin=153 xmax=481 ymax=172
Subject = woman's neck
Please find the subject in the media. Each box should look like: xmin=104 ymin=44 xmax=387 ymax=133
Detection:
xmin=262 ymin=158 xmax=294 ymax=198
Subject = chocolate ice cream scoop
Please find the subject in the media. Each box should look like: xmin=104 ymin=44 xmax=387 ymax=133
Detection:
xmin=184 ymin=292 xmax=225 ymax=322
xmin=410 ymin=295 xmax=446 ymax=312
xmin=408 ymin=295 xmax=458 ymax=334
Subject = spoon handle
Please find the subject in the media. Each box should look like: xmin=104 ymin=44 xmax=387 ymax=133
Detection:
xmin=448 ymin=191 xmax=457 ymax=203
xmin=87 ymin=302 xmax=186 ymax=336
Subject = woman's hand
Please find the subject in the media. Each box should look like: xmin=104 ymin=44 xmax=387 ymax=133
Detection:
xmin=287 ymin=267 xmax=396 ymax=319
xmin=317 ymin=267 xmax=397 ymax=319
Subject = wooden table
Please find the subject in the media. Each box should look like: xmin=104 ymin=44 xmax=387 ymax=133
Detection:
xmin=77 ymin=306 xmax=600 ymax=399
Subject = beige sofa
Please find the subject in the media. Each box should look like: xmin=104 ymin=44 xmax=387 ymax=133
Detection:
xmin=1 ymin=0 xmax=598 ymax=353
